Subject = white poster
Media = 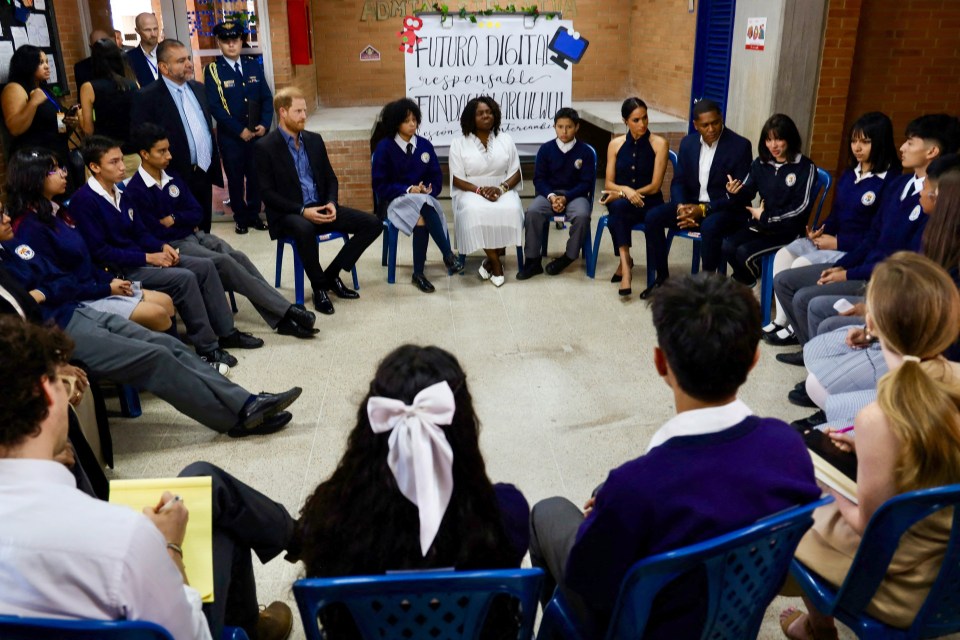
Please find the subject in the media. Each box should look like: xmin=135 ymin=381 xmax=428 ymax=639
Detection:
xmin=404 ymin=15 xmax=577 ymax=146
xmin=745 ymin=16 xmax=766 ymax=51
xmin=10 ymin=26 xmax=29 ymax=50
xmin=0 ymin=42 xmax=14 ymax=83
xmin=26 ymin=13 xmax=51 ymax=46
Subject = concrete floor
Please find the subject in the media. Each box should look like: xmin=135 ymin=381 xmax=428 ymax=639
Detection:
xmin=106 ymin=196 xmax=866 ymax=639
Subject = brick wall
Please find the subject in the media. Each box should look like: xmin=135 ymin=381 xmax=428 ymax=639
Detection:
xmin=311 ymin=0 xmax=692 ymax=111
xmin=327 ymin=139 xmax=375 ymax=211
xmin=267 ymin=0 xmax=319 ymax=107
xmin=625 ymin=0 xmax=697 ymax=118
xmin=809 ymin=0 xmax=960 ymax=184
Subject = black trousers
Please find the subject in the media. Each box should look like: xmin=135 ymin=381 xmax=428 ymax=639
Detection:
xmin=274 ymin=206 xmax=382 ymax=292
xmin=186 ymin=166 xmax=216 ymax=233
xmin=178 ymin=462 xmax=296 ymax=640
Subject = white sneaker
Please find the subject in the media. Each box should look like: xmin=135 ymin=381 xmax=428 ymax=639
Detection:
xmin=478 ymin=263 xmax=492 ymax=280
xmin=210 ymin=361 xmax=231 ymax=377
xmin=490 ymin=274 xmax=505 ymax=287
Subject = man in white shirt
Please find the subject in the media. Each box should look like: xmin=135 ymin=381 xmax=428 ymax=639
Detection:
xmin=0 ymin=318 xmax=297 ymax=639
xmin=127 ymin=13 xmax=161 ymax=87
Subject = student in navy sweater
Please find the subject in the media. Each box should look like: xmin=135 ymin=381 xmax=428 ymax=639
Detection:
xmin=372 ymin=98 xmax=464 ymax=293
xmin=69 ymin=136 xmax=264 ymax=368
xmin=7 ymin=148 xmax=175 ymax=332
xmin=124 ymin=124 xmax=317 ymax=339
xmin=722 ymin=113 xmax=818 ymax=286
xmin=529 ymin=274 xmax=820 ymax=638
xmin=774 ymin=113 xmax=960 ymax=359
xmin=763 ymin=112 xmax=900 ymax=346
xmin=517 ymin=107 xmax=596 ymax=279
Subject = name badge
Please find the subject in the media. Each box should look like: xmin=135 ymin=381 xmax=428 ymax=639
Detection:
xmin=247 ymin=76 xmax=258 ymax=83
xmin=224 ymin=79 xmax=236 ymax=88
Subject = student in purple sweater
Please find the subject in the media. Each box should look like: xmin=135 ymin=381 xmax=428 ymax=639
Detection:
xmin=517 ymin=107 xmax=596 ymax=280
xmin=123 ymin=124 xmax=317 ymax=339
xmin=773 ymin=113 xmax=960 ymax=359
xmin=529 ymin=274 xmax=820 ymax=638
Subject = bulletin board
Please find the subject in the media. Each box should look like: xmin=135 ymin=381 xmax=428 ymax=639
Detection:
xmin=0 ymin=0 xmax=69 ymax=96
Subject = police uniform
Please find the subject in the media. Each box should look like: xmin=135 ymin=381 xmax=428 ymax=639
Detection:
xmin=205 ymin=22 xmax=273 ymax=234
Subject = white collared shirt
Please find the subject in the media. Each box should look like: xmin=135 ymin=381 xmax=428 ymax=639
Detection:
xmin=138 ymin=165 xmax=173 ymax=190
xmin=555 ymin=138 xmax=576 ymax=153
xmin=853 ymin=162 xmax=887 ymax=184
xmin=86 ymin=176 xmax=122 ymax=212
xmin=901 ymin=174 xmax=925 ymax=201
xmin=224 ymin=55 xmax=242 ymax=76
xmin=0 ymin=280 xmax=26 ymax=319
xmin=698 ymin=132 xmax=721 ymax=202
xmin=0 ymin=459 xmax=211 ymax=640
xmin=645 ymin=399 xmax=753 ymax=452
xmin=395 ymin=134 xmax=417 ymax=154
xmin=142 ymin=46 xmax=159 ymax=79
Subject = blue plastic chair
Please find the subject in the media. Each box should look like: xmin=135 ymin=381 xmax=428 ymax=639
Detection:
xmin=537 ymin=496 xmax=832 ymax=640
xmin=274 ymin=234 xmax=360 ymax=305
xmin=537 ymin=143 xmax=598 ymax=278
xmin=0 ymin=615 xmax=249 ymax=640
xmin=294 ymin=568 xmax=544 ymax=640
xmin=588 ymin=150 xmax=677 ymax=287
xmin=791 ymin=484 xmax=960 ymax=639
xmin=118 ymin=383 xmax=142 ymax=418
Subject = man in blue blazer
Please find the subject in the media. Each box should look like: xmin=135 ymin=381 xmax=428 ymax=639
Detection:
xmin=204 ymin=21 xmax=273 ymax=235
xmin=125 ymin=12 xmax=160 ymax=87
xmin=131 ymin=39 xmax=224 ymax=233
xmin=641 ymin=100 xmax=752 ymax=298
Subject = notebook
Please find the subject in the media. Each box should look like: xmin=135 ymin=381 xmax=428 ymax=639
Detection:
xmin=109 ymin=476 xmax=214 ymax=603
xmin=804 ymin=428 xmax=858 ymax=504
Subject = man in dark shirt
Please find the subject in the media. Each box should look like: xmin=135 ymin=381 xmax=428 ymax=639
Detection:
xmin=529 ymin=274 xmax=820 ymax=638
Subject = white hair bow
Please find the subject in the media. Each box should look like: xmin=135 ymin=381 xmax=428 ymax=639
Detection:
xmin=367 ymin=380 xmax=456 ymax=556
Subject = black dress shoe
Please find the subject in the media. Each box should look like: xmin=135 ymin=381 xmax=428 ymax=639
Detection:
xmin=638 ymin=277 xmax=667 ymax=300
xmin=776 ymin=350 xmax=805 ymax=366
xmin=228 ymin=411 xmax=292 ymax=438
xmin=788 ymin=384 xmax=818 ymax=408
xmin=234 ymin=387 xmax=303 ymax=433
xmin=219 ymin=329 xmax=265 ymax=349
xmin=618 ymin=287 xmax=632 ymax=297
xmin=313 ymin=290 xmax=335 ymax=315
xmin=198 ymin=347 xmax=238 ymax=368
xmin=545 ymin=255 xmax=575 ymax=276
xmin=235 ymin=222 xmax=249 ymax=235
xmin=791 ymin=410 xmax=826 ymax=434
xmin=285 ymin=304 xmax=316 ymax=329
xmin=276 ymin=317 xmax=319 ymax=338
xmin=610 ymin=258 xmax=634 ymax=282
xmin=327 ymin=276 xmax=359 ymax=299
xmin=412 ymin=272 xmax=435 ymax=293
xmin=516 ymin=260 xmax=543 ymax=280
xmin=251 ymin=219 xmax=269 ymax=231
xmin=443 ymin=253 xmax=465 ymax=275
xmin=763 ymin=328 xmax=799 ymax=346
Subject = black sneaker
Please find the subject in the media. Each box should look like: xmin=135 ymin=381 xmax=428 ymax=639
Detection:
xmin=219 ymin=330 xmax=264 ymax=350
xmin=198 ymin=348 xmax=238 ymax=368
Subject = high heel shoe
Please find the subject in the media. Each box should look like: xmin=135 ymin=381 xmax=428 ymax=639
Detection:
xmin=610 ymin=258 xmax=634 ymax=283
xmin=618 ymin=287 xmax=632 ymax=297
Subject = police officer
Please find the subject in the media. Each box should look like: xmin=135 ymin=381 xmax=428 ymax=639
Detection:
xmin=205 ymin=21 xmax=273 ymax=234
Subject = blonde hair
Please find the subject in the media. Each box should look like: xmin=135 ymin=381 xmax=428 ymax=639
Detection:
xmin=274 ymin=87 xmax=305 ymax=115
xmin=869 ymin=252 xmax=960 ymax=490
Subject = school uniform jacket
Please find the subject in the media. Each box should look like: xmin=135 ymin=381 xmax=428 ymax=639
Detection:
xmin=671 ymin=127 xmax=753 ymax=216
xmin=739 ymin=155 xmax=818 ymax=234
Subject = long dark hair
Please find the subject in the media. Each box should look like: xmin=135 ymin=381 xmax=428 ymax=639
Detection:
xmin=758 ymin=113 xmax=802 ymax=162
xmin=923 ymin=169 xmax=960 ymax=274
xmin=9 ymin=45 xmax=47 ymax=89
xmin=90 ymin=38 xmax=135 ymax=91
xmin=849 ymin=111 xmax=901 ymax=174
xmin=6 ymin=148 xmax=59 ymax=228
xmin=460 ymin=96 xmax=501 ymax=136
xmin=371 ymin=97 xmax=421 ymax=150
xmin=297 ymin=345 xmax=515 ymax=577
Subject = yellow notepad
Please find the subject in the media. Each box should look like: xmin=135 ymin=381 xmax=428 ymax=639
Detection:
xmin=109 ymin=476 xmax=214 ymax=603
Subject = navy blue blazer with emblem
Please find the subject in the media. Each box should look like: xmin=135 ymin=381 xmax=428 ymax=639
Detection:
xmin=671 ymin=126 xmax=753 ymax=217
xmin=204 ymin=55 xmax=273 ymax=140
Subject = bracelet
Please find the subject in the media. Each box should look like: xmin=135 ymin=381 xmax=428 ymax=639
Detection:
xmin=166 ymin=542 xmax=184 ymax=558
xmin=475 ymin=187 xmax=482 ymax=194
xmin=619 ymin=190 xmax=625 ymax=198
xmin=498 ymin=185 xmax=506 ymax=195
xmin=699 ymin=203 xmax=707 ymax=217
xmin=500 ymin=182 xmax=510 ymax=193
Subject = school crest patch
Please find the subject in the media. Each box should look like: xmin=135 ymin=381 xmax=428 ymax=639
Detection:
xmin=575 ymin=158 xmax=583 ymax=169
xmin=420 ymin=152 xmax=430 ymax=163
xmin=14 ymin=244 xmax=34 ymax=260
xmin=861 ymin=191 xmax=876 ymax=206
xmin=785 ymin=173 xmax=797 ymax=187
xmin=128 ymin=208 xmax=135 ymax=220
xmin=909 ymin=205 xmax=922 ymax=221
xmin=168 ymin=185 xmax=180 ymax=198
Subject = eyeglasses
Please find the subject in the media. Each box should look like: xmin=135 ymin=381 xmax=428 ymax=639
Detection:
xmin=59 ymin=374 xmax=79 ymax=398
xmin=47 ymin=167 xmax=67 ymax=176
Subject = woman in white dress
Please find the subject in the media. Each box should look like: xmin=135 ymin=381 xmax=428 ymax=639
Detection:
xmin=449 ymin=96 xmax=522 ymax=287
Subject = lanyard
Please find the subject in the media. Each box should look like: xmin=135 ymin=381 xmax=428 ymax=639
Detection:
xmin=145 ymin=54 xmax=158 ymax=76
xmin=40 ymin=88 xmax=59 ymax=110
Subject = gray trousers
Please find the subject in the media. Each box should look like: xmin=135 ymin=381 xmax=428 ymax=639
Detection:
xmin=127 ymin=254 xmax=234 ymax=352
xmin=173 ymin=232 xmax=290 ymax=329
xmin=67 ymin=307 xmax=251 ymax=431
xmin=773 ymin=263 xmax=867 ymax=344
xmin=809 ymin=294 xmax=866 ymax=337
xmin=523 ymin=196 xmax=591 ymax=261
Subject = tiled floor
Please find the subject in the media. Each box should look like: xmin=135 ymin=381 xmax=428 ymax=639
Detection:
xmin=107 ymin=202 xmax=856 ymax=639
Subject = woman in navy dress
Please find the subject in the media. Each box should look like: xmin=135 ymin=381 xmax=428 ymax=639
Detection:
xmin=603 ymin=97 xmax=669 ymax=296
xmin=372 ymin=98 xmax=464 ymax=293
